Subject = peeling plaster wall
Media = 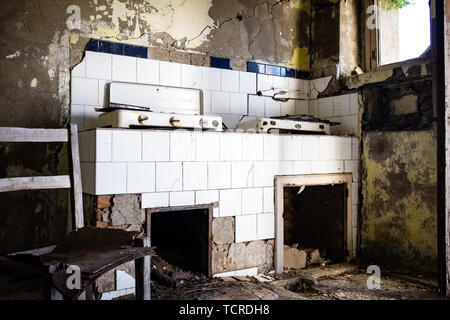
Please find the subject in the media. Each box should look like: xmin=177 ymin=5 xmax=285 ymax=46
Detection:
xmin=0 ymin=0 xmax=312 ymax=252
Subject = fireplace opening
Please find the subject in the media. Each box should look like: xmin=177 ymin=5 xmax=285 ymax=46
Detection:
xmin=283 ymin=184 xmax=347 ymax=263
xmin=149 ymin=207 xmax=211 ymax=276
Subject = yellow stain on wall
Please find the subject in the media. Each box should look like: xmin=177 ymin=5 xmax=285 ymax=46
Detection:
xmin=290 ymin=0 xmax=311 ymax=12
xmin=288 ymin=47 xmax=310 ymax=71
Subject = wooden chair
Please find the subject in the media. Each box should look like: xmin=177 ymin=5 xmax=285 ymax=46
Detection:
xmin=0 ymin=124 xmax=152 ymax=300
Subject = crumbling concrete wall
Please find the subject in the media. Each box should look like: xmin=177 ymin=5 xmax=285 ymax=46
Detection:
xmin=0 ymin=0 xmax=311 ymax=252
xmin=361 ymin=130 xmax=437 ymax=275
xmin=360 ymin=75 xmax=437 ymax=275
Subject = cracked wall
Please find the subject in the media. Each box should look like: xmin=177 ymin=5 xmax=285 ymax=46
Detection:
xmin=0 ymin=0 xmax=311 ymax=253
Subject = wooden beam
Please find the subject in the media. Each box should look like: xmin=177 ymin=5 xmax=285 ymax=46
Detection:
xmin=135 ymin=236 xmax=151 ymax=300
xmin=0 ymin=176 xmax=71 ymax=193
xmin=0 ymin=127 xmax=68 ymax=142
xmin=68 ymin=124 xmax=84 ymax=230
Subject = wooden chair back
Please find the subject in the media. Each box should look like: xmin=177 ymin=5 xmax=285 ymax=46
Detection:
xmin=0 ymin=124 xmax=84 ymax=229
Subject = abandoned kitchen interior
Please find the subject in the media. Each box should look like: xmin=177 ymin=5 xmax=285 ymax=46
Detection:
xmin=0 ymin=0 xmax=449 ymax=301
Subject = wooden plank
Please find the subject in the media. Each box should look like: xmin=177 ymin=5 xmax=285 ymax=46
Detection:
xmin=0 ymin=127 xmax=68 ymax=142
xmin=135 ymin=236 xmax=151 ymax=300
xmin=68 ymin=124 xmax=84 ymax=229
xmin=0 ymin=176 xmax=71 ymax=192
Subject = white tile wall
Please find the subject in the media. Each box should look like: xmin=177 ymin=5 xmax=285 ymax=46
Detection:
xmin=239 ymin=72 xmax=256 ymax=94
xmin=112 ymin=131 xmax=141 ymax=162
xmin=183 ymin=162 xmax=207 ymax=190
xmin=141 ymin=192 xmax=169 ymax=208
xmin=142 ymin=131 xmax=170 ymax=161
xmin=221 ymin=69 xmax=239 ymax=92
xmin=160 ymin=61 xmax=181 ymax=87
xmin=257 ymin=213 xmax=275 ymax=240
xmin=235 ymin=214 xmax=257 ymax=242
xmin=112 ymin=55 xmax=137 ymax=82
xmin=86 ymin=52 xmax=112 ymax=80
xmin=208 ymin=162 xmax=231 ymax=189
xmin=196 ymin=190 xmax=219 ymax=205
xmin=201 ymin=67 xmax=221 ymax=91
xmin=170 ymin=191 xmax=195 ymax=206
xmin=127 ymin=162 xmax=155 ymax=193
xmin=137 ymin=58 xmax=159 ymax=85
xmin=211 ymin=91 xmax=230 ymax=114
xmin=241 ymin=188 xmax=263 ymax=215
xmin=232 ymin=162 xmax=254 ymax=188
xmin=170 ymin=131 xmax=195 ymax=161
xmin=181 ymin=64 xmax=201 ymax=89
xmin=220 ymin=189 xmax=241 ymax=217
xmin=156 ymin=162 xmax=182 ymax=192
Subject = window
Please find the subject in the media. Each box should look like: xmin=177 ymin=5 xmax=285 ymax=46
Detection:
xmin=365 ymin=0 xmax=431 ymax=70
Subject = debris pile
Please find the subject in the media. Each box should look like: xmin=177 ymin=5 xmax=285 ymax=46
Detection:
xmin=283 ymin=244 xmax=326 ymax=269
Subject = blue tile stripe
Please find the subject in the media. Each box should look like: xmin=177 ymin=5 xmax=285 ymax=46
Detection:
xmin=210 ymin=56 xmax=230 ymax=70
xmin=246 ymin=61 xmax=310 ymax=80
xmin=85 ymin=39 xmax=148 ymax=59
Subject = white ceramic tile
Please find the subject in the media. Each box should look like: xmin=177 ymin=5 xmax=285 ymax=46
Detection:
xmin=242 ymin=188 xmax=263 ymax=215
xmin=257 ymin=213 xmax=275 ymax=240
xmin=319 ymin=136 xmax=337 ymax=160
xmin=85 ymin=51 xmax=112 ymax=80
xmin=257 ymin=74 xmax=274 ymax=96
xmin=239 ymin=71 xmax=256 ymax=94
xmin=283 ymin=135 xmax=302 ymax=160
xmin=71 ymin=105 xmax=85 ymax=130
xmin=288 ymin=78 xmax=306 ymax=99
xmin=80 ymin=162 xmax=95 ymax=194
xmin=95 ymin=129 xmax=112 ymax=162
xmin=230 ymin=93 xmax=247 ymax=115
xmin=311 ymin=160 xmax=328 ymax=174
xmin=71 ymin=77 xmax=98 ymax=105
xmin=232 ymin=162 xmax=255 ymax=188
xmin=112 ymin=130 xmax=141 ymax=162
xmin=263 ymin=187 xmax=274 ymax=213
xmin=235 ymin=214 xmax=257 ymax=242
xmin=242 ymin=134 xmax=264 ymax=160
xmin=159 ymin=61 xmax=181 ymax=87
xmin=253 ymin=162 xmax=274 ymax=187
xmin=221 ymin=69 xmax=239 ymax=92
xmin=155 ymin=162 xmax=182 ymax=192
xmin=310 ymin=76 xmax=332 ymax=99
xmin=337 ymin=137 xmax=352 ymax=160
xmin=274 ymin=161 xmax=293 ymax=175
xmin=333 ymin=94 xmax=350 ymax=116
xmin=308 ymin=100 xmax=319 ymax=118
xmin=78 ymin=131 xmax=91 ymax=162
xmin=196 ymin=190 xmax=219 ymax=205
xmin=220 ymin=133 xmax=243 ymax=161
xmin=235 ymin=267 xmax=258 ymax=276
xmin=220 ymin=114 xmax=240 ymax=129
xmin=341 ymin=115 xmax=359 ymax=136
xmin=208 ymin=162 xmax=231 ymax=189
xmin=112 ymin=55 xmax=137 ymax=82
xmin=295 ymin=100 xmax=309 ymax=114
xmin=95 ymin=163 xmax=127 ymax=195
xmin=345 ymin=160 xmax=359 ymax=182
xmin=72 ymin=58 xmax=86 ymax=77
xmin=248 ymin=95 xmax=265 ymax=117
xmin=142 ymin=131 xmax=170 ymax=161
xmin=196 ymin=133 xmax=220 ymax=161
xmin=273 ymin=76 xmax=289 ymax=98
xmin=141 ymin=192 xmax=169 ymax=208
xmin=116 ymin=270 xmax=135 ymax=290
xmin=98 ymin=80 xmax=111 ymax=107
xmin=170 ymin=191 xmax=195 ymax=206
xmin=127 ymin=162 xmax=155 ymax=193
xmin=84 ymin=106 xmax=98 ymax=129
xmin=349 ymin=93 xmax=359 ymax=115
xmin=201 ymin=67 xmax=221 ymax=91
xmin=292 ymin=161 xmax=311 ymax=174
xmin=137 ymin=58 xmax=159 ymax=85
xmin=183 ymin=162 xmax=207 ymax=190
xmin=202 ymin=90 xmax=212 ymax=114
xmin=213 ymin=271 xmax=236 ymax=278
xmin=219 ymin=189 xmax=241 ymax=217
xmin=265 ymin=97 xmax=281 ymax=117
xmin=181 ymin=64 xmax=201 ymax=89
xmin=280 ymin=100 xmax=296 ymax=116
xmin=318 ymin=97 xmax=334 ymax=118
xmin=211 ymin=91 xmax=230 ymax=114
xmin=327 ymin=160 xmax=344 ymax=173
xmin=302 ymin=136 xmax=320 ymax=160
xmin=264 ymin=135 xmax=283 ymax=161
xmin=170 ymin=131 xmax=195 ymax=161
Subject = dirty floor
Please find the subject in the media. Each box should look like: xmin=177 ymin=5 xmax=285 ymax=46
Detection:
xmin=146 ymin=260 xmax=444 ymax=301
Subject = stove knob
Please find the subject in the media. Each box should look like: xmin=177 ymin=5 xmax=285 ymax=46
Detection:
xmin=138 ymin=114 xmax=149 ymax=123
xmin=170 ymin=117 xmax=180 ymax=126
xmin=199 ymin=118 xmax=208 ymax=128
xmin=212 ymin=120 xmax=219 ymax=128
xmin=295 ymin=124 xmax=302 ymax=129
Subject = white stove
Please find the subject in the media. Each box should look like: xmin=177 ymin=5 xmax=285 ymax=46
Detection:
xmin=96 ymin=81 xmax=222 ymax=131
xmin=236 ymin=116 xmax=331 ymax=134
xmin=98 ymin=110 xmax=222 ymax=131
